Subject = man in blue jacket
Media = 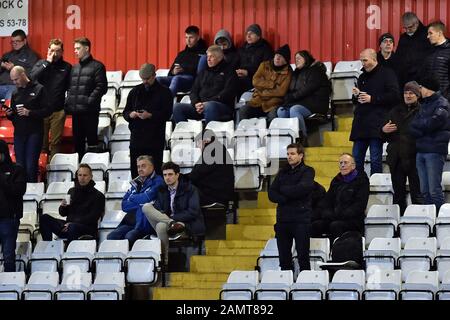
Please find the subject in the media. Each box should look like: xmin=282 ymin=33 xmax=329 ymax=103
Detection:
xmin=107 ymin=155 xmax=163 ymax=247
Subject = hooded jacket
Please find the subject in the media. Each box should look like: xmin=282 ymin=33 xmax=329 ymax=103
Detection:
xmin=0 ymin=140 xmax=26 ymax=219
xmin=0 ymin=45 xmax=39 ymax=85
xmin=168 ymin=39 xmax=208 ymax=77
xmin=214 ymin=30 xmax=240 ymax=70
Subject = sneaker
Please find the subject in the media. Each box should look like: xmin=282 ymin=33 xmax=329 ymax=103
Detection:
xmin=167 ymin=221 xmax=185 ymax=237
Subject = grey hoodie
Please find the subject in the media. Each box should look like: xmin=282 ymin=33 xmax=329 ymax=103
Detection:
xmin=213 ymin=29 xmax=240 ymax=70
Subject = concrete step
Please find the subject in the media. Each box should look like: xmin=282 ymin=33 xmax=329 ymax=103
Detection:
xmin=238 ymin=208 xmax=276 ymax=217
xmin=323 ymin=131 xmax=352 ymax=147
xmin=169 ymin=272 xmax=229 ymax=285
xmin=190 ymin=255 xmax=257 ymax=273
xmin=205 ymin=240 xmax=266 ymax=250
xmin=336 ymin=117 xmax=353 ymax=132
xmin=239 ymin=215 xmax=276 ymax=225
xmin=206 ymin=247 xmax=262 ymax=256
xmin=226 ymin=224 xmax=275 ymax=241
xmin=152 ymin=288 xmax=219 ymax=300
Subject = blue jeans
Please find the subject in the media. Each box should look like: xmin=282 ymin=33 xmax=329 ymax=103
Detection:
xmin=277 ymin=104 xmax=312 ymax=137
xmin=14 ymin=132 xmax=43 ymax=182
xmin=0 ymin=218 xmax=20 ymax=272
xmin=416 ymin=153 xmax=445 ymax=211
xmin=107 ymin=224 xmax=147 ymax=248
xmin=173 ymin=101 xmax=233 ymax=124
xmin=157 ymin=75 xmax=194 ymax=96
xmin=352 ymin=138 xmax=383 ymax=176
xmin=0 ymin=85 xmax=16 ymax=100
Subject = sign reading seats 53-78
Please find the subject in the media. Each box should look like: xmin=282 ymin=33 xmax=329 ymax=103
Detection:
xmin=0 ymin=0 xmax=28 ymax=36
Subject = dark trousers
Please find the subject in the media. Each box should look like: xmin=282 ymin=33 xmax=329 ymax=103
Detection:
xmin=72 ymin=113 xmax=99 ymax=160
xmin=275 ymin=222 xmax=311 ymax=271
xmin=312 ymin=219 xmax=362 ymax=242
xmin=390 ymin=160 xmax=423 ymax=214
xmin=0 ymin=218 xmax=19 ymax=272
xmin=40 ymin=214 xmax=96 ymax=242
xmin=107 ymin=224 xmax=147 ymax=248
xmin=130 ymin=146 xmax=163 ymax=178
xmin=239 ymin=104 xmax=278 ymax=124
xmin=14 ymin=132 xmax=43 ymax=182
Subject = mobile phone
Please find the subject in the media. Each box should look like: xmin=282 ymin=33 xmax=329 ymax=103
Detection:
xmin=174 ymin=63 xmax=181 ymax=68
xmin=137 ymin=109 xmax=145 ymax=113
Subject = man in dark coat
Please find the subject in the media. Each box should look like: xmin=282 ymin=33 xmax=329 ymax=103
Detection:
xmin=268 ymin=143 xmax=315 ymax=272
xmin=350 ymin=48 xmax=400 ymax=175
xmin=123 ymin=63 xmax=173 ymax=177
xmin=0 ymin=140 xmax=26 ymax=272
xmin=214 ymin=29 xmax=240 ymax=71
xmin=381 ymin=81 xmax=424 ymax=214
xmin=377 ymin=33 xmax=397 ymax=71
xmin=312 ymin=153 xmax=369 ymax=241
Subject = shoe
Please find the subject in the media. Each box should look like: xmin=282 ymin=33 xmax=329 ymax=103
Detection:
xmin=167 ymin=221 xmax=185 ymax=237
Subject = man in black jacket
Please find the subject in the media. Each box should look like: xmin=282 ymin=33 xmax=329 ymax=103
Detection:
xmin=40 ymin=164 xmax=105 ymax=241
xmin=172 ymin=45 xmax=238 ymax=124
xmin=7 ymin=66 xmax=51 ymax=182
xmin=268 ymin=143 xmax=314 ymax=271
xmin=123 ymin=63 xmax=173 ymax=177
xmin=0 ymin=29 xmax=39 ymax=100
xmin=30 ymin=39 xmax=72 ymax=160
xmin=0 ymin=140 xmax=26 ymax=272
xmin=382 ymin=81 xmax=424 ymax=214
xmin=157 ymin=25 xmax=207 ymax=96
xmin=65 ymin=37 xmax=107 ymax=160
xmin=312 ymin=154 xmax=369 ymax=241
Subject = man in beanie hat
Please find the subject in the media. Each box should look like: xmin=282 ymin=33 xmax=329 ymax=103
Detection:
xmin=0 ymin=139 xmax=26 ymax=272
xmin=382 ymin=81 xmax=424 ymax=213
xmin=123 ymin=63 xmax=173 ymax=177
xmin=377 ymin=32 xmax=397 ymax=70
xmin=236 ymin=23 xmax=273 ymax=97
xmin=239 ymin=44 xmax=292 ymax=122
xmin=410 ymin=75 xmax=450 ymax=211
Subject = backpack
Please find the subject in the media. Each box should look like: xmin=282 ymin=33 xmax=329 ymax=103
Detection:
xmin=331 ymin=231 xmax=364 ymax=267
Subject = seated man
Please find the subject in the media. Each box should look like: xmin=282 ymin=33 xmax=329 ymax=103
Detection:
xmin=239 ymin=44 xmax=292 ymax=123
xmin=156 ymin=25 xmax=207 ymax=96
xmin=142 ymin=162 xmax=205 ymax=265
xmin=312 ymin=153 xmax=369 ymax=241
xmin=40 ymin=164 xmax=105 ymax=242
xmin=107 ymin=155 xmax=164 ymax=247
xmin=172 ymin=45 xmax=239 ymax=124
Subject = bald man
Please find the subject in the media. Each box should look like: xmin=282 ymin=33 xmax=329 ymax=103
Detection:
xmin=350 ymin=48 xmax=400 ymax=176
xmin=6 ymin=66 xmax=51 ymax=182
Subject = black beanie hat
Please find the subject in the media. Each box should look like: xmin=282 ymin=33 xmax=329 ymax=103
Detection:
xmin=379 ymin=32 xmax=395 ymax=45
xmin=275 ymin=44 xmax=291 ymax=63
xmin=420 ymin=75 xmax=440 ymax=92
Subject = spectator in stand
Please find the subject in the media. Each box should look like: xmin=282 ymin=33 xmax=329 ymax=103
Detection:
xmin=6 ymin=66 xmax=51 ymax=182
xmin=172 ymin=45 xmax=238 ymax=124
xmin=30 ymin=39 xmax=72 ymax=161
xmin=381 ymin=81 xmax=424 ymax=214
xmin=395 ymin=12 xmax=432 ymax=88
xmin=214 ymin=29 xmax=240 ymax=70
xmin=0 ymin=29 xmax=39 ymax=100
xmin=312 ymin=153 xmax=369 ymax=241
xmin=123 ymin=63 xmax=173 ymax=177
xmin=377 ymin=33 xmax=397 ymax=71
xmin=40 ymin=164 xmax=105 ymax=241
xmin=156 ymin=26 xmax=207 ymax=96
xmin=107 ymin=155 xmax=164 ymax=247
xmin=65 ymin=37 xmax=107 ymax=160
xmin=410 ymin=76 xmax=450 ymax=211
xmin=239 ymin=44 xmax=292 ymax=123
xmin=350 ymin=48 xmax=400 ymax=175
xmin=236 ymin=24 xmax=274 ymax=97
xmin=277 ymin=50 xmax=331 ymax=141
xmin=0 ymin=139 xmax=26 ymax=272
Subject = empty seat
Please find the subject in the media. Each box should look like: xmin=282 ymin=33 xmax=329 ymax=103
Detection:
xmin=15 ymin=241 xmax=32 ymax=272
xmin=368 ymin=174 xmax=393 ymax=207
xmin=106 ymin=70 xmax=123 ymax=92
xmin=437 ymin=270 xmax=450 ymax=300
xmin=0 ymin=272 xmax=26 ymax=300
xmin=46 ymin=153 xmax=79 ymax=184
xmin=109 ymin=150 xmax=130 ymax=169
xmin=61 ymin=240 xmax=97 ymax=276
xmin=364 ymin=204 xmax=400 ymax=246
xmin=309 ymin=238 xmax=330 ymax=270
xmin=21 ymin=183 xmax=45 ymax=240
xmin=169 ymin=120 xmax=203 ymax=149
xmin=290 ymin=270 xmax=329 ymax=300
xmin=98 ymin=210 xmax=127 ymax=243
xmin=205 ymin=120 xmax=234 ymax=148
xmin=81 ymin=152 xmax=110 ymax=181
xmin=220 ymin=270 xmax=259 ymax=300
xmin=88 ymin=272 xmax=125 ymax=300
xmin=170 ymin=144 xmax=201 ymax=174
xmin=326 ymin=270 xmax=365 ymax=300
xmin=40 ymin=181 xmax=74 ymax=219
xmin=434 ymin=237 xmax=450 ymax=282
xmin=435 ymin=203 xmax=450 ymax=248
xmin=155 ymin=68 xmax=169 ymax=77
xmin=93 ymin=240 xmax=128 ymax=273
xmin=121 ymin=69 xmax=141 ymax=88
xmin=266 ymin=118 xmax=299 ymax=160
xmin=364 ymin=237 xmax=401 ymax=276
xmin=400 ymin=271 xmax=438 ymax=300
xmin=257 ymin=238 xmax=282 ymax=275
xmin=364 ymin=269 xmax=402 ymax=300
xmin=55 ymin=272 xmax=92 ymax=300
xmin=29 ymin=240 xmax=64 ymax=274
xmin=399 ymin=205 xmax=436 ymax=246
xmin=255 ymin=270 xmax=293 ymax=300
xmin=398 ymin=237 xmax=437 ymax=282
xmin=100 ymin=95 xmax=117 ymax=118
xmin=125 ymin=239 xmax=161 ymax=284
xmin=22 ymin=272 xmax=59 ymax=300
xmin=117 ymin=87 xmax=132 ymax=111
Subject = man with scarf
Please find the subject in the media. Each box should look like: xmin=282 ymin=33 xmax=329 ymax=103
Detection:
xmin=0 ymin=139 xmax=26 ymax=271
xmin=39 ymin=163 xmax=105 ymax=241
xmin=312 ymin=153 xmax=369 ymax=241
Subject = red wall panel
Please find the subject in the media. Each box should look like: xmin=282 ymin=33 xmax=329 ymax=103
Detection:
xmin=1 ymin=0 xmax=450 ymax=72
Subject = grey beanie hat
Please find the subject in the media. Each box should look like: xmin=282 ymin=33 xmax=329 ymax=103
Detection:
xmin=246 ymin=24 xmax=262 ymax=37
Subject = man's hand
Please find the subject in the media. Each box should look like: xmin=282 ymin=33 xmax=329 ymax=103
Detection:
xmin=357 ymin=92 xmax=372 ymax=104
xmin=137 ymin=110 xmax=152 ymax=119
xmin=352 ymin=87 xmax=360 ymax=96
xmin=195 ymin=102 xmax=204 ymax=114
xmin=46 ymin=49 xmax=56 ymax=63
xmin=5 ymin=108 xmax=13 ymax=117
xmin=129 ymin=111 xmax=139 ymax=119
xmin=61 ymin=223 xmax=71 ymax=232
xmin=236 ymin=69 xmax=248 ymax=77
xmin=16 ymin=106 xmax=30 ymax=117
xmin=382 ymin=120 xmax=398 ymax=133
xmin=1 ymin=61 xmax=14 ymax=71
xmin=172 ymin=64 xmax=184 ymax=75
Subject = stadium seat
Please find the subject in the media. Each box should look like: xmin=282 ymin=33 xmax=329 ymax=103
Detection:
xmin=55 ymin=272 xmax=92 ymax=300
xmin=155 ymin=69 xmax=169 ymax=77
xmin=29 ymin=240 xmax=64 ymax=274
xmin=46 ymin=153 xmax=79 ymax=184
xmin=290 ymin=270 xmax=329 ymax=300
xmin=98 ymin=210 xmax=127 ymax=244
xmin=205 ymin=120 xmax=235 ymax=148
xmin=437 ymin=270 xmax=450 ymax=300
xmin=15 ymin=241 xmax=32 ymax=272
xmin=88 ymin=272 xmax=125 ymax=300
xmin=435 ymin=204 xmax=450 ymax=248
xmin=40 ymin=181 xmax=74 ymax=220
xmin=398 ymin=237 xmax=437 ymax=282
xmin=254 ymin=270 xmax=293 ymax=300
xmin=326 ymin=270 xmax=365 ymax=300
xmin=81 ymin=152 xmax=110 ymax=181
xmin=364 ymin=269 xmax=402 ymax=300
xmin=220 ymin=270 xmax=259 ymax=300
xmin=22 ymin=272 xmax=59 ymax=300
xmin=364 ymin=237 xmax=400 ymax=276
xmin=309 ymin=238 xmax=330 ymax=270
xmin=61 ymin=240 xmax=97 ymax=277
xmin=256 ymin=238 xmax=282 ymax=275
xmin=364 ymin=204 xmax=400 ymax=246
xmin=0 ymin=272 xmax=26 ymax=300
xmin=125 ymin=239 xmax=161 ymax=284
xmin=434 ymin=237 xmax=450 ymax=282
xmin=266 ymin=118 xmax=299 ymax=160
xmin=400 ymin=271 xmax=438 ymax=300
xmin=121 ymin=69 xmax=141 ymax=88
xmin=399 ymin=205 xmax=436 ymax=246
xmin=93 ymin=240 xmax=128 ymax=273
xmin=170 ymin=144 xmax=201 ymax=174
xmin=367 ymin=174 xmax=393 ymax=208
xmin=169 ymin=120 xmax=203 ymax=149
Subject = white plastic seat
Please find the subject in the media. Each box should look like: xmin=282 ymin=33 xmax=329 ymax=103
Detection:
xmin=94 ymin=240 xmax=128 ymax=273
xmin=330 ymin=60 xmax=362 ymax=103
xmin=255 ymin=270 xmax=293 ymax=300
xmin=30 ymin=240 xmax=64 ymax=274
xmin=15 ymin=241 xmax=32 ymax=272
xmin=40 ymin=181 xmax=74 ymax=220
xmin=170 ymin=120 xmax=203 ymax=149
xmin=434 ymin=237 xmax=450 ymax=282
xmin=399 ymin=205 xmax=436 ymax=246
xmin=61 ymin=240 xmax=97 ymax=277
xmin=310 ymin=238 xmax=330 ymax=270
xmin=121 ymin=69 xmax=141 ymax=87
xmin=290 ymin=270 xmax=329 ymax=300
xmin=98 ymin=210 xmax=127 ymax=244
xmin=88 ymin=272 xmax=125 ymax=300
xmin=266 ymin=118 xmax=299 ymax=160
xmin=22 ymin=272 xmax=59 ymax=300
xmin=98 ymin=114 xmax=113 ymax=146
xmin=106 ymin=70 xmax=123 ymax=91
xmin=364 ymin=238 xmax=401 ymax=277
xmin=327 ymin=270 xmax=365 ymax=300
xmin=205 ymin=120 xmax=235 ymax=148
xmin=323 ymin=61 xmax=333 ymax=79
xmin=170 ymin=144 xmax=201 ymax=174
xmin=368 ymin=174 xmax=393 ymax=208
xmin=364 ymin=204 xmax=400 ymax=246
xmin=109 ymin=150 xmax=130 ymax=169
xmin=106 ymin=180 xmax=130 ymax=198
xmin=220 ymin=270 xmax=259 ymax=300
xmin=257 ymin=238 xmax=282 ymax=275
xmin=55 ymin=272 xmax=92 ymax=300
xmin=22 ymin=183 xmax=44 ymax=239
xmin=81 ymin=152 xmax=110 ymax=181
xmin=46 ymin=153 xmax=79 ymax=184
xmin=24 ymin=182 xmax=45 ymax=203
xmin=155 ymin=68 xmax=169 ymax=77
xmin=437 ymin=270 xmax=450 ymax=300
xmin=364 ymin=269 xmax=402 ymax=300
xmin=435 ymin=203 xmax=450 ymax=248
xmin=117 ymin=87 xmax=132 ymax=111
xmin=234 ymin=118 xmax=267 ymax=161
xmin=100 ymin=95 xmax=117 ymax=118
xmin=0 ymin=272 xmax=26 ymax=300
xmin=400 ymin=271 xmax=438 ymax=300
xmin=398 ymin=237 xmax=437 ymax=282
xmin=125 ymin=239 xmax=161 ymax=284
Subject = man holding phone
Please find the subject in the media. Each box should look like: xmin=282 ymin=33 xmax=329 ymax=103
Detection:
xmin=123 ymin=63 xmax=173 ymax=177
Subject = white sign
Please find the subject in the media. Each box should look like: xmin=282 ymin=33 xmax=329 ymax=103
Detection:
xmin=0 ymin=0 xmax=28 ymax=37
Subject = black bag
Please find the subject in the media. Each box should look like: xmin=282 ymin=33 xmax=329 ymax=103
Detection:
xmin=331 ymin=231 xmax=364 ymax=267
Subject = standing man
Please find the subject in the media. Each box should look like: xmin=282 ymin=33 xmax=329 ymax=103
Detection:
xmin=377 ymin=33 xmax=396 ymax=70
xmin=0 ymin=140 xmax=26 ymax=272
xmin=30 ymin=39 xmax=72 ymax=160
xmin=0 ymin=29 xmax=39 ymax=100
xmin=6 ymin=66 xmax=51 ymax=182
xmin=268 ymin=143 xmax=314 ymax=272
xmin=65 ymin=37 xmax=107 ymax=160
xmin=350 ymin=48 xmax=400 ymax=176
xmin=123 ymin=63 xmax=173 ymax=177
